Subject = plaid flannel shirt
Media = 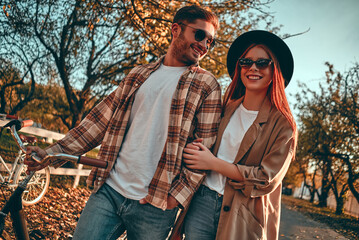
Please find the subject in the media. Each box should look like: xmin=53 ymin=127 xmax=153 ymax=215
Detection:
xmin=45 ymin=56 xmax=222 ymax=209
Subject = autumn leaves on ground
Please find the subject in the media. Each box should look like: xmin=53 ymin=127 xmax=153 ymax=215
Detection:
xmin=1 ymin=187 xmax=91 ymax=239
xmin=2 ymin=188 xmax=359 ymax=239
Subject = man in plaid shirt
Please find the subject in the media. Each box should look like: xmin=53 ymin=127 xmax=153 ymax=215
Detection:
xmin=26 ymin=5 xmax=221 ymax=240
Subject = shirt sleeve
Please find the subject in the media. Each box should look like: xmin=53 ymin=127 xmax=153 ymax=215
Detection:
xmin=169 ymin=77 xmax=222 ymax=208
xmin=45 ymin=85 xmax=123 ymax=168
xmin=228 ymin=124 xmax=295 ymax=198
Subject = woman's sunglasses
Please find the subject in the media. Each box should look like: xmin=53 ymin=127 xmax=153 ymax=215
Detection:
xmin=179 ymin=23 xmax=215 ymax=49
xmin=238 ymin=58 xmax=273 ymax=69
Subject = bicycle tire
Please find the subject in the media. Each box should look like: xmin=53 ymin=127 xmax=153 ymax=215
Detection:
xmin=14 ymin=165 xmax=50 ymax=206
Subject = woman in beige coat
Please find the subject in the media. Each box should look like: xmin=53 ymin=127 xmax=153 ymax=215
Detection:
xmin=177 ymin=30 xmax=297 ymax=240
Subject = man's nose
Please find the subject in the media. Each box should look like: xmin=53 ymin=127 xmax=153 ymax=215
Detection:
xmin=199 ymin=39 xmax=209 ymax=52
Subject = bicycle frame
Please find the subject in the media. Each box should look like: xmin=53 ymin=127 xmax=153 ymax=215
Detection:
xmin=0 ymin=120 xmax=38 ymax=239
xmin=0 ymin=128 xmax=51 ymax=207
xmin=0 ymin=152 xmax=34 ymax=238
xmin=0 ymin=172 xmax=33 ymax=239
xmin=0 ymin=149 xmax=24 ymax=186
xmin=0 ymin=119 xmax=107 ymax=239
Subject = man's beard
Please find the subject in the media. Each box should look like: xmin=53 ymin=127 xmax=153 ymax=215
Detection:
xmin=171 ymin=32 xmax=198 ymax=66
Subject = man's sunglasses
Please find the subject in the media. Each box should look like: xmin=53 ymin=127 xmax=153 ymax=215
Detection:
xmin=238 ymin=58 xmax=273 ymax=69
xmin=179 ymin=23 xmax=215 ymax=49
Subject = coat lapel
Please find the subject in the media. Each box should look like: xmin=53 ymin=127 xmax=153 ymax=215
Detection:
xmin=213 ymin=96 xmax=273 ymax=164
xmin=233 ymin=96 xmax=272 ymax=164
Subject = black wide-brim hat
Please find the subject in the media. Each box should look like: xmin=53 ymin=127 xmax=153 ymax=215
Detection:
xmin=226 ymin=30 xmax=294 ymax=86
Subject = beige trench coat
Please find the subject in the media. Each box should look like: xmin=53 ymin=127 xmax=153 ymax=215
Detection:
xmin=171 ymin=96 xmax=296 ymax=240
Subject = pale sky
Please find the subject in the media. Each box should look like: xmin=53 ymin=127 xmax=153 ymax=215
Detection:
xmin=267 ymin=0 xmax=359 ymax=107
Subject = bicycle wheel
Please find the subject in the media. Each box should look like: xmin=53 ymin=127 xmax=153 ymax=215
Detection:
xmin=15 ymin=165 xmax=50 ymax=206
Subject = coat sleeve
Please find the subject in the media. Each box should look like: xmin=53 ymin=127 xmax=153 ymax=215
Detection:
xmin=228 ymin=121 xmax=295 ymax=198
xmin=44 ymin=85 xmax=124 ymax=167
xmin=169 ymin=76 xmax=222 ymax=208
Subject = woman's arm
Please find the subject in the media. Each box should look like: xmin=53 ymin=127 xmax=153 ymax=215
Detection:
xmin=183 ymin=142 xmax=243 ymax=182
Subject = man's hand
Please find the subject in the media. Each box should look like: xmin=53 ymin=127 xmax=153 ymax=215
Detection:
xmin=25 ymin=146 xmax=49 ymax=172
xmin=139 ymin=195 xmax=179 ymax=209
xmin=166 ymin=195 xmax=179 ymax=209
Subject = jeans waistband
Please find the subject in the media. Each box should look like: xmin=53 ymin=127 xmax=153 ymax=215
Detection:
xmin=197 ymin=185 xmax=223 ymax=198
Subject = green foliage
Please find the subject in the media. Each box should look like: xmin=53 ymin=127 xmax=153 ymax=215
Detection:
xmin=0 ymin=130 xmax=18 ymax=161
xmin=0 ymin=130 xmax=50 ymax=161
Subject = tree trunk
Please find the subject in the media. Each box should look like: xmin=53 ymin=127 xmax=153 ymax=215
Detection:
xmin=344 ymin=156 xmax=359 ymax=204
xmin=318 ymin=186 xmax=329 ymax=207
xmin=335 ymin=196 xmax=345 ymax=215
xmin=310 ymin=189 xmax=316 ymax=203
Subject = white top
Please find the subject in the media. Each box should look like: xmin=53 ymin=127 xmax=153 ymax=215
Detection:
xmin=204 ymin=104 xmax=258 ymax=194
xmin=106 ymin=64 xmax=187 ymax=200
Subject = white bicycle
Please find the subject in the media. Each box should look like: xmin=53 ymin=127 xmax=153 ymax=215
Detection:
xmin=0 ymin=119 xmax=109 ymax=239
xmin=0 ymin=120 xmax=50 ymax=206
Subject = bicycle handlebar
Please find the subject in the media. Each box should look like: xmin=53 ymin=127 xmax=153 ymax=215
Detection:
xmin=21 ymin=120 xmax=34 ymax=128
xmin=41 ymin=153 xmax=108 ymax=169
xmin=3 ymin=119 xmax=107 ymax=169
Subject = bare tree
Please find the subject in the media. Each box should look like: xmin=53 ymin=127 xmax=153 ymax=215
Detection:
xmin=1 ymin=0 xmax=277 ymax=130
xmin=293 ymin=62 xmax=359 ymax=211
xmin=0 ymin=58 xmax=36 ymax=114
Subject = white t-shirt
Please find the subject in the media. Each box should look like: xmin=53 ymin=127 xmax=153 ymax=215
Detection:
xmin=106 ymin=64 xmax=187 ymax=200
xmin=204 ymin=104 xmax=258 ymax=194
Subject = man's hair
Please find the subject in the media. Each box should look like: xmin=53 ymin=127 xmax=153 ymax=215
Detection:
xmin=173 ymin=5 xmax=219 ymax=30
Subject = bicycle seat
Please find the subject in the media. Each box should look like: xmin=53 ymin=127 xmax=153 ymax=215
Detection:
xmin=19 ymin=134 xmax=38 ymax=144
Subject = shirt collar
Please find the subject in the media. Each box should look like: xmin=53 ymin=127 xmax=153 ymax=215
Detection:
xmin=146 ymin=55 xmax=200 ymax=73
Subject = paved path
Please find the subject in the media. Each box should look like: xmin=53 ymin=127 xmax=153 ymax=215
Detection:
xmin=279 ymin=203 xmax=348 ymax=240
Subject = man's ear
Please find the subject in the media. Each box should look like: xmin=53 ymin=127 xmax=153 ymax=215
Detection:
xmin=171 ymin=23 xmax=181 ymax=38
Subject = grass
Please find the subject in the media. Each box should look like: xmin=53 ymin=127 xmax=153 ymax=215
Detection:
xmin=282 ymin=195 xmax=359 ymax=240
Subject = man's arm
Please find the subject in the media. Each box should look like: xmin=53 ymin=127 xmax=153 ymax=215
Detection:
xmin=169 ymin=77 xmax=222 ymax=208
xmin=44 ymin=85 xmax=124 ymax=168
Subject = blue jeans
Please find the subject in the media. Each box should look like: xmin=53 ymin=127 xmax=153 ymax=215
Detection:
xmin=72 ymin=183 xmax=178 ymax=240
xmin=184 ymin=185 xmax=223 ymax=240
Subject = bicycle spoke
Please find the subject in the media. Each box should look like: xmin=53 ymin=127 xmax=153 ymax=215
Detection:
xmin=16 ymin=167 xmax=50 ymax=206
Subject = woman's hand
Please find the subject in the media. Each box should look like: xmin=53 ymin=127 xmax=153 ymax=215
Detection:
xmin=183 ymin=142 xmax=217 ymax=171
xmin=184 ymin=140 xmax=243 ymax=181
